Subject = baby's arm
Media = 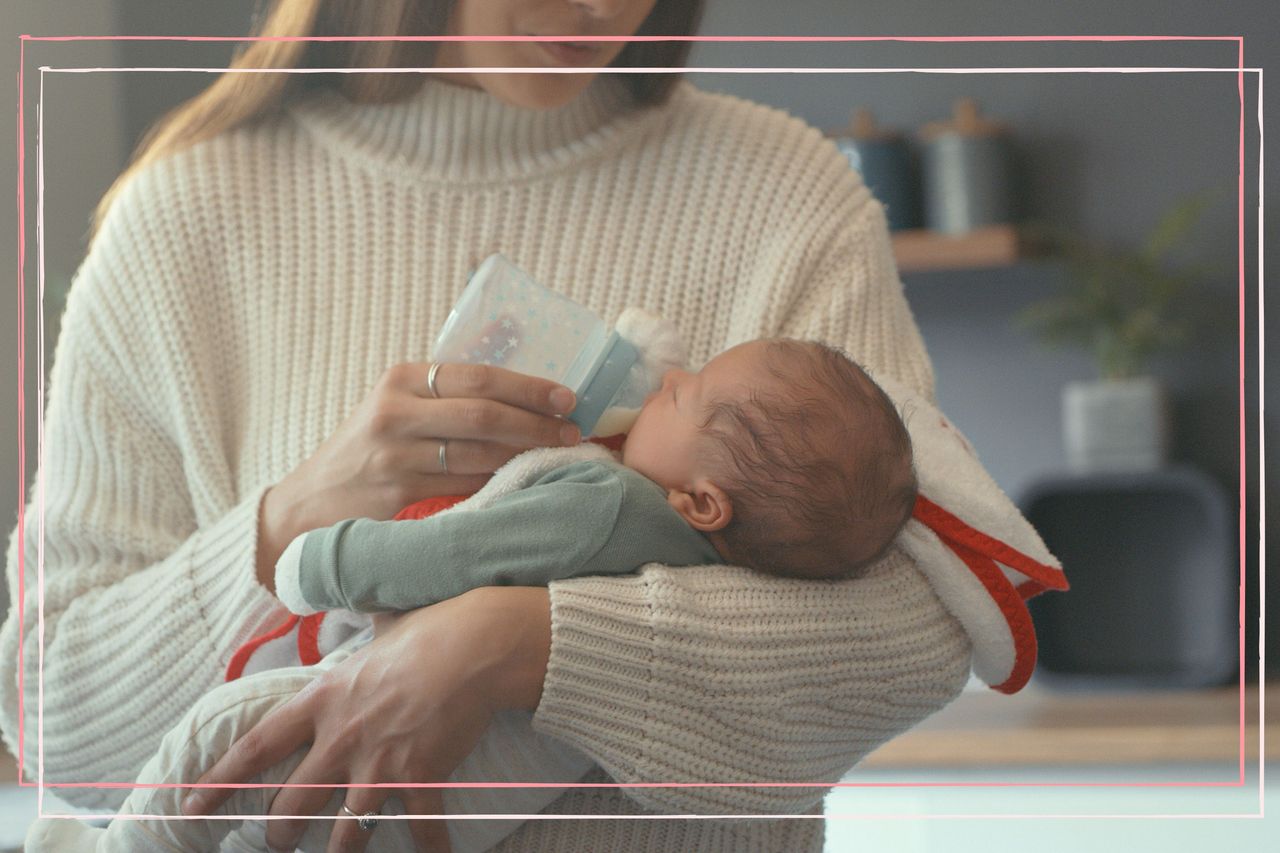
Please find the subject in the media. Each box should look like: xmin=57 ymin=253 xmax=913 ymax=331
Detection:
xmin=276 ymin=461 xmax=714 ymax=615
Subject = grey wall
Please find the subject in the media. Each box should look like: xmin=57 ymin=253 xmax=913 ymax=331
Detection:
xmin=4 ymin=1 xmax=1275 ymax=669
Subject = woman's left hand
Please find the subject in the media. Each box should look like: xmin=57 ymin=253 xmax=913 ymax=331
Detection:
xmin=181 ymin=586 xmax=552 ymax=853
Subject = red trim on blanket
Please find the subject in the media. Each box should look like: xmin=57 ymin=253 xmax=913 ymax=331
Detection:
xmin=297 ymin=613 xmax=324 ymax=665
xmin=913 ymin=495 xmax=1068 ymax=591
xmin=944 ymin=537 xmax=1038 ymax=695
xmin=1017 ymin=579 xmax=1049 ymax=600
xmin=911 ymin=494 xmax=1066 ymax=694
xmin=225 ymin=614 xmax=299 ymax=682
xmin=394 ymin=493 xmax=470 ymax=521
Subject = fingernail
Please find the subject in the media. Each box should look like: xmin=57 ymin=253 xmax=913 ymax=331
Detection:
xmin=180 ymin=793 xmax=202 ymax=815
xmin=560 ymin=424 xmax=581 ymax=445
xmin=551 ymin=387 xmax=576 ymax=414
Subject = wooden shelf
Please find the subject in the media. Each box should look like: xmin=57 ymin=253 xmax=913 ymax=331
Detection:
xmin=862 ymin=684 xmax=1275 ymax=768
xmin=892 ymin=223 xmax=1025 ymax=273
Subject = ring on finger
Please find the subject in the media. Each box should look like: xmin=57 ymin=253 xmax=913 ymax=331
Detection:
xmin=341 ymin=802 xmax=380 ymax=832
xmin=426 ymin=362 xmax=443 ymax=399
xmin=438 ymin=439 xmax=449 ymax=475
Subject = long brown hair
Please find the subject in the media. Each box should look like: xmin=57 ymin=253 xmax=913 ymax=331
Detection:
xmin=93 ymin=0 xmax=705 ymax=231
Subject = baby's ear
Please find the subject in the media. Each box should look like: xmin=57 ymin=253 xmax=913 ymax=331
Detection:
xmin=667 ymin=480 xmax=733 ymax=533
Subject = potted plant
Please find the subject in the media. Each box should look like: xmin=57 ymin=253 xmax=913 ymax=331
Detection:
xmin=1018 ymin=190 xmax=1224 ymax=472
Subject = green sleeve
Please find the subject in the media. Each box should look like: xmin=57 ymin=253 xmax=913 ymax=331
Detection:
xmin=296 ymin=461 xmax=720 ymax=612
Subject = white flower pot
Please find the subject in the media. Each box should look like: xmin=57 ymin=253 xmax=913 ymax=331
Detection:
xmin=1062 ymin=377 xmax=1169 ymax=472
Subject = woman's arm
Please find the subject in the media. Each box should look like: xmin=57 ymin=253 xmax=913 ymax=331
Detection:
xmin=0 ymin=235 xmax=281 ymax=808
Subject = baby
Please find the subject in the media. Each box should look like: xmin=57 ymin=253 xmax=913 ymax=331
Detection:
xmin=275 ymin=338 xmax=917 ymax=623
xmin=28 ymin=338 xmax=916 ymax=853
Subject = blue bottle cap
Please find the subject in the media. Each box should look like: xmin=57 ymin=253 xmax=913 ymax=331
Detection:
xmin=568 ymin=333 xmax=639 ymax=436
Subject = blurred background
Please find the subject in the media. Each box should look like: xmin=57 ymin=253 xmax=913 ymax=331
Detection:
xmin=1 ymin=1 xmax=1276 ymax=850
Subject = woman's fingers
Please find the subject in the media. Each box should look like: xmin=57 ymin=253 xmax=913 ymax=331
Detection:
xmin=258 ymin=747 xmax=346 ymax=851
xmin=402 ymin=788 xmax=452 ymax=853
xmin=390 ymin=362 xmax=580 ymax=447
xmin=324 ymin=784 xmax=392 ymax=853
xmin=181 ymin=696 xmax=315 ymax=816
xmin=412 ymin=439 xmax=530 ymax=477
xmin=406 ymin=397 xmax=580 ymax=448
xmin=401 ymin=362 xmax=576 ymax=416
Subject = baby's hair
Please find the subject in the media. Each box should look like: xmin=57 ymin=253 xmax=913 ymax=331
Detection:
xmin=698 ymin=340 xmax=917 ymax=580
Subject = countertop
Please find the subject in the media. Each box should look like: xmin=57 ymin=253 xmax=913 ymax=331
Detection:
xmin=862 ymin=682 xmax=1273 ymax=767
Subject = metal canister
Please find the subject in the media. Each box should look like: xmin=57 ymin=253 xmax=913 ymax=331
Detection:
xmin=920 ymin=99 xmax=1014 ymax=234
xmin=830 ymin=109 xmax=921 ymax=231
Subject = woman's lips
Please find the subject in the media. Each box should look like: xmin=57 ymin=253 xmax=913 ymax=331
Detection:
xmin=535 ymin=40 xmax=601 ymax=67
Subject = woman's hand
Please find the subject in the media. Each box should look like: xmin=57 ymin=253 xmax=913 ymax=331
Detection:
xmin=181 ymin=586 xmax=553 ymax=853
xmin=256 ymin=363 xmax=579 ymax=589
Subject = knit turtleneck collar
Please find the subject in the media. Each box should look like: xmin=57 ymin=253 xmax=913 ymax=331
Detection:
xmin=290 ymin=74 xmax=669 ymax=185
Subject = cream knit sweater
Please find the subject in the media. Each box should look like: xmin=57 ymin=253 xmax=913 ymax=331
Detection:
xmin=1 ymin=76 xmax=972 ymax=851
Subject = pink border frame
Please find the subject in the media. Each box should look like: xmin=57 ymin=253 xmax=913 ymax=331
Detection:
xmin=13 ymin=33 xmax=1267 ymax=823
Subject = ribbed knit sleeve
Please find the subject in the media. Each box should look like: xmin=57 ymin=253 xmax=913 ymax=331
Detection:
xmin=0 ymin=173 xmax=283 ymax=808
xmin=533 ymin=175 xmax=970 ymax=816
xmin=536 ymin=556 xmax=970 ymax=816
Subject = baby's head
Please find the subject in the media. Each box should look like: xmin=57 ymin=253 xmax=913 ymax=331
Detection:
xmin=622 ymin=339 xmax=916 ymax=579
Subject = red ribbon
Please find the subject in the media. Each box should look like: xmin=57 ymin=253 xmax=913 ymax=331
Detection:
xmin=911 ymin=494 xmax=1068 ymax=694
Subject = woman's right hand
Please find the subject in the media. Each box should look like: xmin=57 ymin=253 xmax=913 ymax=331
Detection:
xmin=255 ymin=362 xmax=579 ymax=590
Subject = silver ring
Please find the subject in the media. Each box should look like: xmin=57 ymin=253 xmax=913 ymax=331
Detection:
xmin=438 ymin=439 xmax=449 ymax=475
xmin=341 ymin=802 xmax=380 ymax=832
xmin=426 ymin=362 xmax=443 ymax=399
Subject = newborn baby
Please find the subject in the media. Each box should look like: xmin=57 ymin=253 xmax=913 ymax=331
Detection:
xmin=29 ymin=338 xmax=916 ymax=853
xmin=277 ymin=337 xmax=918 ymax=622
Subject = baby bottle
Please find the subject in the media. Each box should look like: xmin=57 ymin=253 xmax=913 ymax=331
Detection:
xmin=433 ymin=254 xmax=683 ymax=437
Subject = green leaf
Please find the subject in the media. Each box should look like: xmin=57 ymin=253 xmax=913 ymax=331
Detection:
xmin=1020 ymin=188 xmax=1225 ymax=376
xmin=1141 ymin=185 xmax=1228 ymax=263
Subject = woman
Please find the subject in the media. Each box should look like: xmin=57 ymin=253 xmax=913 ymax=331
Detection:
xmin=1 ymin=0 xmax=974 ymax=850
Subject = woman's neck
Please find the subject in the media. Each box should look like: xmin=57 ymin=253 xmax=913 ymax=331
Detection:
xmin=289 ymin=74 xmax=652 ymax=184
